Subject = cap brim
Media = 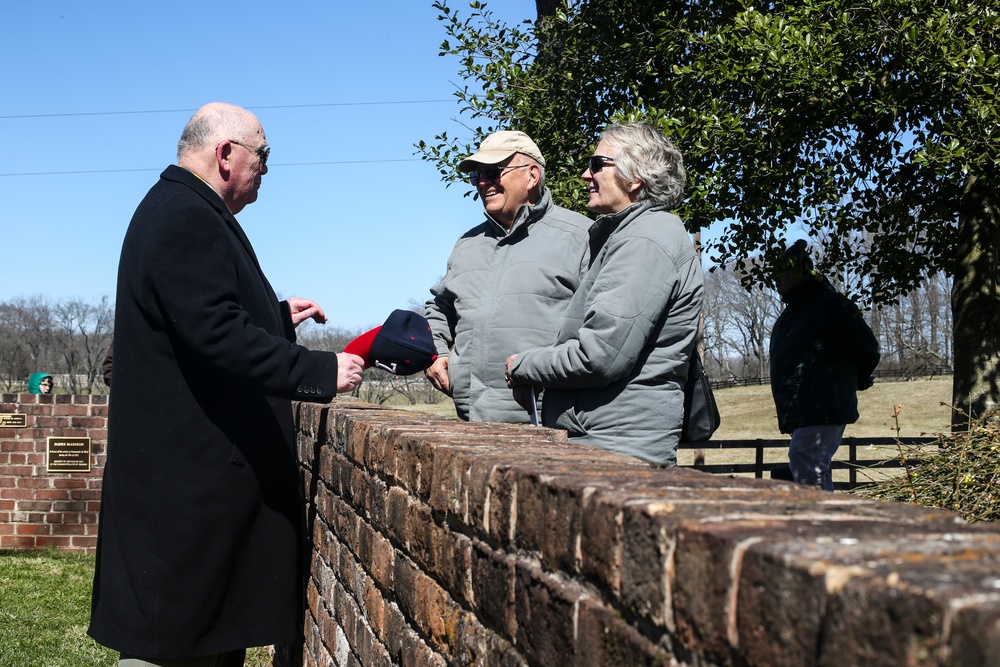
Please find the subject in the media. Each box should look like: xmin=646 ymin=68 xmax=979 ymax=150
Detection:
xmin=458 ymin=150 xmax=518 ymax=172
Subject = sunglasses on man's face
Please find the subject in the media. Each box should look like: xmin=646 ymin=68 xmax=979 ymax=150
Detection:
xmin=468 ymin=164 xmax=531 ymax=187
xmin=588 ymin=155 xmax=615 ymax=173
xmin=229 ymin=139 xmax=270 ymax=167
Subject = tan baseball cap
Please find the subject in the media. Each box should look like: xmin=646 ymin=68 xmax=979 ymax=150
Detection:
xmin=458 ymin=131 xmax=546 ymax=172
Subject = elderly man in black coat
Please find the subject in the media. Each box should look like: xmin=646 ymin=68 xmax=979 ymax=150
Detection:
xmin=88 ymin=102 xmax=365 ymax=666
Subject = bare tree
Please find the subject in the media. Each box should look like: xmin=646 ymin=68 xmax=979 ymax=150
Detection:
xmin=0 ymin=303 xmax=32 ymax=390
xmin=703 ymin=265 xmax=781 ymax=379
xmin=49 ymin=297 xmax=114 ymax=393
xmin=295 ymin=321 xmax=362 ymax=354
xmin=0 ymin=296 xmax=55 ymax=390
xmin=355 ymin=371 xmax=396 ymax=405
xmin=871 ymin=272 xmax=953 ymax=377
xmin=389 ymin=374 xmax=445 ymax=406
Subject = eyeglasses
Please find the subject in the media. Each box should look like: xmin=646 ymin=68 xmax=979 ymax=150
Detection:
xmin=468 ymin=163 xmax=531 ymax=187
xmin=588 ymin=155 xmax=615 ymax=173
xmin=229 ymin=139 xmax=270 ymax=166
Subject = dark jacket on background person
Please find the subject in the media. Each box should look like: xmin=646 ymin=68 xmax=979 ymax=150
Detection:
xmin=769 ymin=277 xmax=880 ymax=433
xmin=508 ymin=200 xmax=703 ymax=465
xmin=88 ymin=165 xmax=340 ymax=659
xmin=425 ymin=189 xmax=591 ymax=423
xmin=101 ymin=341 xmax=113 ymax=387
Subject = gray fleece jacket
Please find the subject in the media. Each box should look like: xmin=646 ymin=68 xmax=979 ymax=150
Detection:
xmin=425 ymin=189 xmax=591 ymax=422
xmin=508 ymin=200 xmax=703 ymax=465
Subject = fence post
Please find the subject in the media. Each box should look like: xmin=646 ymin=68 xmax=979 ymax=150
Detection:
xmin=849 ymin=440 xmax=858 ymax=488
xmin=755 ymin=440 xmax=764 ymax=478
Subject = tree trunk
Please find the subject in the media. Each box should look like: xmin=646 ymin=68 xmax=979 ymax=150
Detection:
xmin=951 ymin=170 xmax=1000 ymax=428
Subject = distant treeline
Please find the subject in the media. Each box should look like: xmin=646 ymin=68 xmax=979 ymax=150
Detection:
xmin=2 ymin=272 xmax=952 ymax=397
xmin=702 ymin=266 xmax=952 ymax=382
xmin=0 ymin=296 xmax=114 ymax=394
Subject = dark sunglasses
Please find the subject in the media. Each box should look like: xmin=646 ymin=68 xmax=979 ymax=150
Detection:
xmin=588 ymin=155 xmax=615 ymax=173
xmin=468 ymin=163 xmax=531 ymax=187
xmin=229 ymin=139 xmax=270 ymax=166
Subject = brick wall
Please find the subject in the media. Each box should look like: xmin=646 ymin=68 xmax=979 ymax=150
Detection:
xmin=5 ymin=395 xmax=1000 ymax=665
xmin=0 ymin=393 xmax=107 ymax=551
xmin=293 ymin=401 xmax=1000 ymax=667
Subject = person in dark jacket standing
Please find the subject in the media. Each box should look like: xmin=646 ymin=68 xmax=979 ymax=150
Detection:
xmin=88 ymin=102 xmax=365 ymax=666
xmin=769 ymin=240 xmax=880 ymax=491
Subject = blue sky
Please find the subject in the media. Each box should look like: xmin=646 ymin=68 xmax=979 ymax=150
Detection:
xmin=0 ymin=1 xmax=540 ymax=331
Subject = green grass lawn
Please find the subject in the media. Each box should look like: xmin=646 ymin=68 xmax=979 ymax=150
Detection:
xmin=0 ymin=550 xmax=273 ymax=667
xmin=713 ymin=375 xmax=953 ymax=440
xmin=0 ymin=550 xmax=116 ymax=667
xmin=393 ymin=376 xmax=954 ymax=437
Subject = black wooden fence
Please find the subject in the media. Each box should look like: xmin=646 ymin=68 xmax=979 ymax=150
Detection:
xmin=677 ymin=437 xmax=939 ymax=491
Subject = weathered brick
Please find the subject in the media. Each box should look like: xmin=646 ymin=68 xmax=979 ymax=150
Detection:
xmin=363 ymin=521 xmax=395 ymax=593
xmin=54 ymin=405 xmax=88 ymax=417
xmin=426 ymin=521 xmax=473 ymax=605
xmin=513 ymin=561 xmax=586 ymax=666
xmin=35 ymin=535 xmax=72 ymax=549
xmin=386 ymin=485 xmax=410 ymax=546
xmin=481 ymin=463 xmax=518 ymax=548
xmin=514 ymin=470 xmax=597 ymax=574
xmin=71 ymin=416 xmax=105 ymax=428
xmin=576 ymin=597 xmax=672 ymax=667
xmin=362 ymin=576 xmax=389 ymax=639
xmin=469 ymin=543 xmax=516 ymax=639
xmin=947 ymin=600 xmax=1000 ymax=665
xmin=52 ymin=477 xmax=88 ymax=489
xmin=381 ymin=597 xmax=409 ymax=663
xmin=1 ymin=535 xmax=36 ymax=548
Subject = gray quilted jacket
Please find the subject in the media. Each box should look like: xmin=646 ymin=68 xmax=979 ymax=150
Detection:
xmin=425 ymin=189 xmax=591 ymax=422
xmin=508 ymin=200 xmax=703 ymax=465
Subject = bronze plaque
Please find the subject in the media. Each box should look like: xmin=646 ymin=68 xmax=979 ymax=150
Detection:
xmin=0 ymin=413 xmax=27 ymax=428
xmin=47 ymin=437 xmax=92 ymax=473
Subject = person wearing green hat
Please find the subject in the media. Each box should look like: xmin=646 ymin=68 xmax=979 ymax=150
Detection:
xmin=27 ymin=372 xmax=53 ymax=394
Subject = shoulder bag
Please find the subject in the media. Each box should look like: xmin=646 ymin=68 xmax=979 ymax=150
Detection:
xmin=680 ymin=352 xmax=721 ymax=443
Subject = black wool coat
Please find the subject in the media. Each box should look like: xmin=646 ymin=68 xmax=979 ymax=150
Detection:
xmin=88 ymin=165 xmax=339 ymax=659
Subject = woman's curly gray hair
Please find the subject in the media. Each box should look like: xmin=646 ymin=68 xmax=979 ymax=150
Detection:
xmin=601 ymin=122 xmax=686 ymax=210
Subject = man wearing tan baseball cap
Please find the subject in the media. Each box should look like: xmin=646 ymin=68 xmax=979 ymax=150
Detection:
xmin=424 ymin=130 xmax=592 ymax=423
xmin=457 ymin=130 xmax=547 ymax=170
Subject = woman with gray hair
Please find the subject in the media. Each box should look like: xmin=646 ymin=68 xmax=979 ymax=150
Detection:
xmin=505 ymin=122 xmax=703 ymax=465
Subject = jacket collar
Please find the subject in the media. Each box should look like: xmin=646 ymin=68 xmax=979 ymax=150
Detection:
xmin=587 ymin=199 xmax=660 ymax=258
xmin=484 ymin=188 xmax=553 ymax=237
xmin=161 ymin=164 xmax=229 ymax=214
xmin=599 ymin=199 xmax=658 ymax=226
xmin=158 ymin=164 xmax=268 ymax=281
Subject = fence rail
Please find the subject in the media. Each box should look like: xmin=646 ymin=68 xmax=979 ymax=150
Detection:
xmin=677 ymin=436 xmax=939 ymax=491
xmin=707 ymin=366 xmax=952 ymax=391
